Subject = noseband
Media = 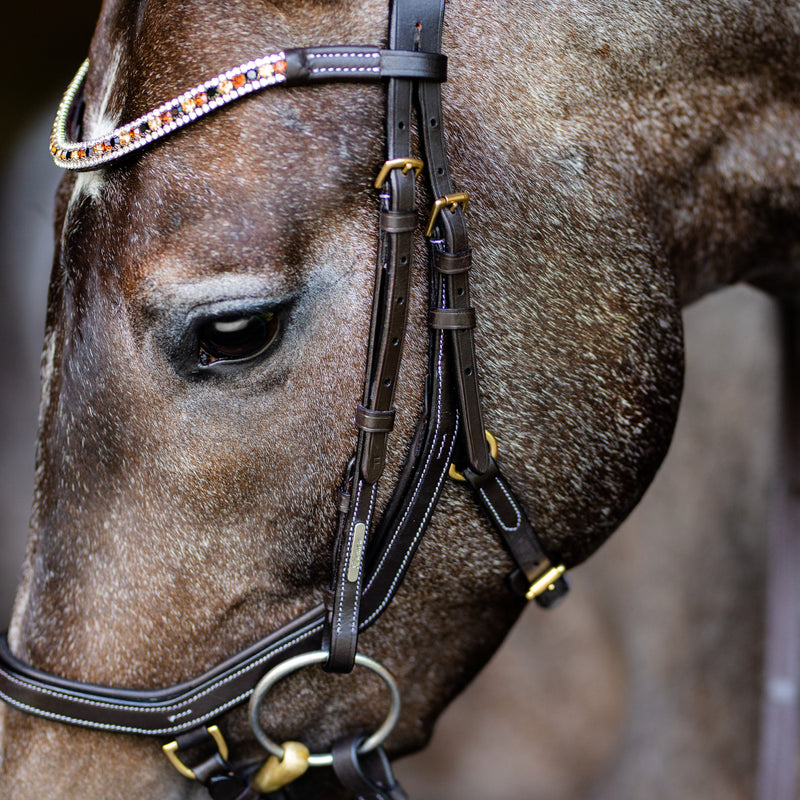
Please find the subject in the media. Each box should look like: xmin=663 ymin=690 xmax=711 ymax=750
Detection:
xmin=1 ymin=1 xmax=570 ymax=797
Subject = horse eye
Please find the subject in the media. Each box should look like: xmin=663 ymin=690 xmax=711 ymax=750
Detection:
xmin=197 ymin=312 xmax=279 ymax=365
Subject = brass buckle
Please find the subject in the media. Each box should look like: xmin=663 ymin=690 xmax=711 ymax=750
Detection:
xmin=162 ymin=725 xmax=229 ymax=780
xmin=525 ymin=562 xmax=567 ymax=601
xmin=448 ymin=431 xmax=497 ymax=482
xmin=425 ymin=192 xmax=469 ymax=237
xmin=374 ymin=157 xmax=424 ymax=188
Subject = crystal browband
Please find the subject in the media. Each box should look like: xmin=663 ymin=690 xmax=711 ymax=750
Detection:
xmin=50 ymin=47 xmax=447 ymax=171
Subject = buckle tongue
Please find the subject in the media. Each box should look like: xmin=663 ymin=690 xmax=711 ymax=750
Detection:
xmin=425 ymin=192 xmax=469 ymax=236
xmin=374 ymin=157 xmax=424 ymax=188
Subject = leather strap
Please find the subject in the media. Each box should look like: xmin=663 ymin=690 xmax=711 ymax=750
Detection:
xmin=414 ymin=9 xmax=489 ymax=475
xmin=323 ymin=0 xmax=425 ymax=673
xmin=332 ymin=736 xmax=408 ymax=800
xmin=282 ymin=48 xmax=446 ymax=84
xmin=463 ymin=459 xmax=570 ymax=607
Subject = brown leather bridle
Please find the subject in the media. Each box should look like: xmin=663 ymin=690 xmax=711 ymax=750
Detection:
xmin=0 ymin=1 xmax=569 ymax=797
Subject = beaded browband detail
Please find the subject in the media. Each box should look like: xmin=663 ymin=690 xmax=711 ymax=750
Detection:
xmin=50 ymin=47 xmax=447 ymax=171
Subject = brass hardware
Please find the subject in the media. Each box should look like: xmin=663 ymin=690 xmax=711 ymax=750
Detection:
xmin=374 ymin=157 xmax=424 ymax=188
xmin=425 ymin=192 xmax=469 ymax=237
xmin=525 ymin=563 xmax=567 ymax=601
xmin=251 ymin=741 xmax=311 ymax=793
xmin=448 ymin=431 xmax=498 ymax=482
xmin=162 ymin=724 xmax=229 ymax=781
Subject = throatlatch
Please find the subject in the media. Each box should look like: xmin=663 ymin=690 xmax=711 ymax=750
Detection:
xmin=0 ymin=0 xmax=568 ymax=797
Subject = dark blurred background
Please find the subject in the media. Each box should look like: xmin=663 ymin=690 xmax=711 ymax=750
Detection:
xmin=0 ymin=2 xmax=100 ymax=619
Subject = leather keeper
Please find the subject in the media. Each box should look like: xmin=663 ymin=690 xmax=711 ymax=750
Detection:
xmin=428 ymin=307 xmax=476 ymax=330
xmin=435 ymin=249 xmax=472 ymax=274
xmin=380 ymin=210 xmax=418 ymax=233
xmin=355 ymin=405 xmax=396 ymax=433
xmin=337 ymin=488 xmax=352 ymax=514
xmin=379 ymin=50 xmax=448 ymax=81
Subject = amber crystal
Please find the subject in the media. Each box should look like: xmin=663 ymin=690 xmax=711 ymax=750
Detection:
xmin=161 ymin=110 xmax=173 ymax=124
xmin=194 ymin=91 xmax=208 ymax=106
xmin=274 ymin=60 xmax=287 ymax=74
xmin=232 ymin=73 xmax=246 ymax=88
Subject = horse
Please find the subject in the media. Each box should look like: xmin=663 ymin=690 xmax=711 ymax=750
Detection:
xmin=1 ymin=0 xmax=799 ymax=798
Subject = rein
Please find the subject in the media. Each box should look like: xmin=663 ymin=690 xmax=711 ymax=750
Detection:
xmin=0 ymin=1 xmax=569 ymax=797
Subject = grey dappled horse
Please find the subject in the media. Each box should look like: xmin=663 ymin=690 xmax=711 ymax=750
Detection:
xmin=1 ymin=1 xmax=799 ymax=798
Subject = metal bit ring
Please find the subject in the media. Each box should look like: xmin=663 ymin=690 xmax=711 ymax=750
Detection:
xmin=248 ymin=650 xmax=401 ymax=767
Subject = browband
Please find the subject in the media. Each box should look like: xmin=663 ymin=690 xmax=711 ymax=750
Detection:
xmin=50 ymin=47 xmax=446 ymax=171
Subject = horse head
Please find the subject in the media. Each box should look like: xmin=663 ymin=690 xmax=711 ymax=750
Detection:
xmin=3 ymin=0 xmax=797 ymax=797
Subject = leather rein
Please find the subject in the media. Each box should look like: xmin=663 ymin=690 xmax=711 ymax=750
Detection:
xmin=0 ymin=1 xmax=569 ymax=797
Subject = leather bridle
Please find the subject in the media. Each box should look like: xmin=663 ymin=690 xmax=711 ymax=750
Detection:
xmin=0 ymin=1 xmax=570 ymax=797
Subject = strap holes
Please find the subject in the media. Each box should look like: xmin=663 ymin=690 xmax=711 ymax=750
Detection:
xmin=384 ymin=378 xmax=393 ymax=387
xmin=400 ymin=256 xmax=408 ymax=265
xmin=436 ymin=167 xmax=444 ymax=176
xmin=396 ymin=296 xmax=405 ymax=305
xmin=457 ymin=287 xmax=465 ymax=296
xmin=430 ymin=118 xmax=439 ymax=128
xmin=392 ymin=338 xmax=400 ymax=346
xmin=464 ymin=367 xmax=473 ymax=376
xmin=398 ymin=121 xmax=406 ymax=130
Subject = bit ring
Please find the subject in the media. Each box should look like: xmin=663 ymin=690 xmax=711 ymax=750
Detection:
xmin=248 ymin=650 xmax=401 ymax=767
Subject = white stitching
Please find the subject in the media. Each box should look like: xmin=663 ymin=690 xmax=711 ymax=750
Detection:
xmin=362 ymin=322 xmax=456 ymax=625
xmin=478 ymin=478 xmax=522 ymax=533
xmin=0 ymin=623 xmax=322 ymax=732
